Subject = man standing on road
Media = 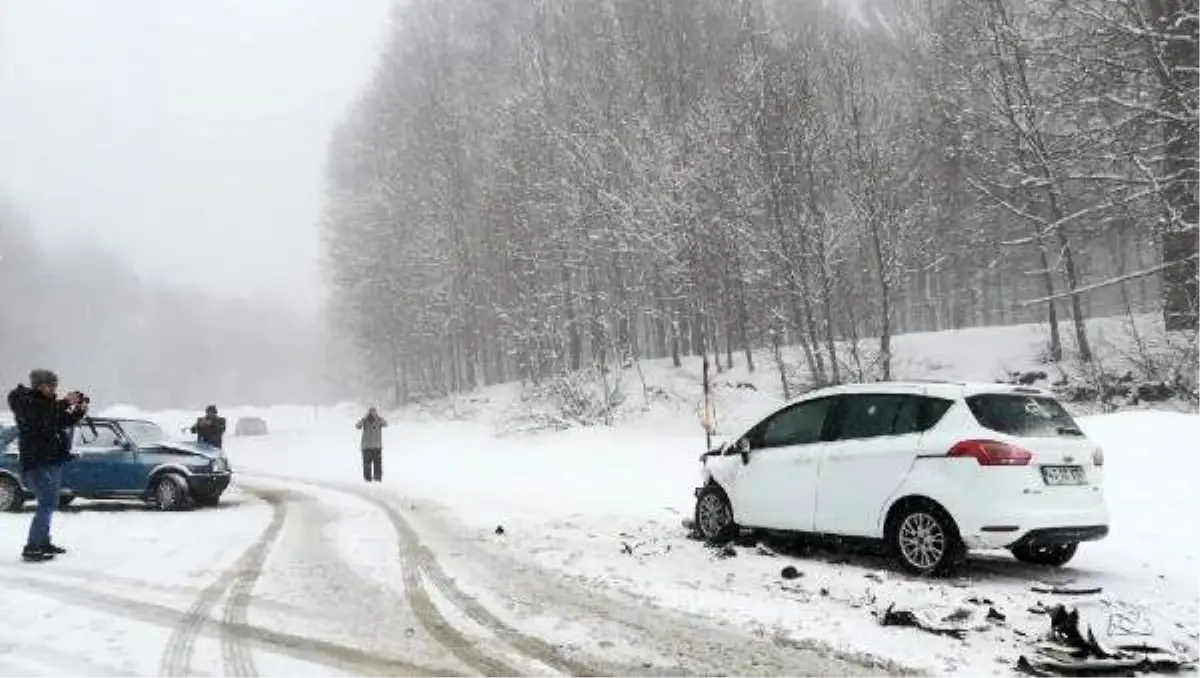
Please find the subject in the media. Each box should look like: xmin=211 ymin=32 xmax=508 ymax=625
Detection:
xmin=355 ymin=407 xmax=387 ymax=482
xmin=190 ymin=405 xmax=226 ymax=449
xmin=8 ymin=369 xmax=88 ymax=562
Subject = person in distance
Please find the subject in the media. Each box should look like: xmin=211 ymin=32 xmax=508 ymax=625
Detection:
xmin=190 ymin=404 xmax=226 ymax=449
xmin=355 ymin=406 xmax=387 ymax=482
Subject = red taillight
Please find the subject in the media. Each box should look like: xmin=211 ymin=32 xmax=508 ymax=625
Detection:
xmin=1093 ymin=447 xmax=1104 ymax=467
xmin=947 ymin=439 xmax=1032 ymax=466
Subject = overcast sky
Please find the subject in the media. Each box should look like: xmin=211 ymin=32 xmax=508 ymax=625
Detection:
xmin=0 ymin=0 xmax=391 ymax=313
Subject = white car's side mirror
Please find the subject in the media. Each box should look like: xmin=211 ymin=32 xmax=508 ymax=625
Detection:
xmin=735 ymin=437 xmax=751 ymax=464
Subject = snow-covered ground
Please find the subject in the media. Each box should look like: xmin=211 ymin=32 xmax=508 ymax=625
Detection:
xmin=0 ymin=317 xmax=1193 ymax=676
xmin=221 ymin=407 xmax=1198 ymax=676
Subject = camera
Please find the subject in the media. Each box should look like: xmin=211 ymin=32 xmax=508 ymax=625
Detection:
xmin=67 ymin=391 xmax=90 ymax=406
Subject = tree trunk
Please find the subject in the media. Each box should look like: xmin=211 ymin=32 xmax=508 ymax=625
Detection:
xmin=868 ymin=219 xmax=893 ymax=381
xmin=771 ymin=330 xmax=790 ymax=400
xmin=1149 ymin=0 xmax=1199 ymax=331
xmin=1033 ymin=236 xmax=1064 ymax=361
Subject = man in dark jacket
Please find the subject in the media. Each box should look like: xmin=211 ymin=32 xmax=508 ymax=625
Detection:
xmin=190 ymin=405 xmax=226 ymax=448
xmin=8 ymin=369 xmax=88 ymax=562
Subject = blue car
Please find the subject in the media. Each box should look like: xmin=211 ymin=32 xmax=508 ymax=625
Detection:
xmin=0 ymin=417 xmax=232 ymax=512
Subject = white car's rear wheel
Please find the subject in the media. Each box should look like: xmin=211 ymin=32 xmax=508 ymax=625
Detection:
xmin=694 ymin=485 xmax=737 ymax=544
xmin=888 ymin=502 xmax=964 ymax=577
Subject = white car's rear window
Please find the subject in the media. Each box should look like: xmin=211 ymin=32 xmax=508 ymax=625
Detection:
xmin=965 ymin=394 xmax=1084 ymax=438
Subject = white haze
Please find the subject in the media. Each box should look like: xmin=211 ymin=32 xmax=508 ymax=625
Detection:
xmin=0 ymin=0 xmax=392 ymax=408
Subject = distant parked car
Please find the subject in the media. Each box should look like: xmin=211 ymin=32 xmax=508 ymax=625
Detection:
xmin=234 ymin=416 xmax=268 ymax=437
xmin=0 ymin=417 xmax=232 ymax=512
xmin=693 ymin=382 xmax=1108 ymax=576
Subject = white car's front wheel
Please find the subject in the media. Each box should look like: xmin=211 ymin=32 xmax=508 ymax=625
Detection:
xmin=888 ymin=502 xmax=964 ymax=577
xmin=694 ymin=485 xmax=737 ymax=544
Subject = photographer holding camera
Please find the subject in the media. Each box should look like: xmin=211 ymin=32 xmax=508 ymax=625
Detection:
xmin=355 ymin=406 xmax=387 ymax=482
xmin=190 ymin=404 xmax=226 ymax=449
xmin=7 ymin=369 xmax=89 ymax=562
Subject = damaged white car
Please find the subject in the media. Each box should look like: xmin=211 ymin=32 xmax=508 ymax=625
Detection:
xmin=693 ymin=381 xmax=1110 ymax=576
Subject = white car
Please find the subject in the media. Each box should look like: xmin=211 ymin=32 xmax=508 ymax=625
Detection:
xmin=693 ymin=381 xmax=1109 ymax=576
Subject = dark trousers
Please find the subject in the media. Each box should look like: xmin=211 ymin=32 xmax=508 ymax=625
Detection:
xmin=23 ymin=464 xmax=62 ymax=548
xmin=361 ymin=448 xmax=382 ymax=482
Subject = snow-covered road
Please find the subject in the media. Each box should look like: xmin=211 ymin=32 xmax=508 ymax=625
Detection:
xmin=0 ymin=402 xmax=1195 ymax=677
xmin=0 ymin=472 xmax=893 ymax=677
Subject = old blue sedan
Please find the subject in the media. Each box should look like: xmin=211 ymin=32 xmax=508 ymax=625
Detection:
xmin=0 ymin=417 xmax=232 ymax=511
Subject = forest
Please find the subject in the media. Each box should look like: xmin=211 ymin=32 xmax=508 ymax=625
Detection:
xmin=0 ymin=200 xmax=333 ymax=409
xmin=321 ymin=0 xmax=1198 ymax=402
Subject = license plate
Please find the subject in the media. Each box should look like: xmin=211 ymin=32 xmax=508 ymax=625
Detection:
xmin=1042 ymin=465 xmax=1087 ymax=486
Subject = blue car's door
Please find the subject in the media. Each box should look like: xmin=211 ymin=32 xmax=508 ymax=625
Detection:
xmin=0 ymin=425 xmax=18 ymax=452
xmin=67 ymin=423 xmax=141 ymax=493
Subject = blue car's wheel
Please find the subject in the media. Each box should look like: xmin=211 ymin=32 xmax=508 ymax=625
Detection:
xmin=0 ymin=476 xmax=22 ymax=512
xmin=153 ymin=473 xmax=193 ymax=511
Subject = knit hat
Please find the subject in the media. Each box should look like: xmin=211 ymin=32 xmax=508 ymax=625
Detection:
xmin=29 ymin=369 xmax=57 ymax=388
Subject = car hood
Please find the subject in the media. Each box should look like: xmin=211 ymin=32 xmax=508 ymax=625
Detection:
xmin=146 ymin=441 xmax=223 ymax=460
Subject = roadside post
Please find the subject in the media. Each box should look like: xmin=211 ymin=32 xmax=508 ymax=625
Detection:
xmin=700 ymin=355 xmax=716 ymax=450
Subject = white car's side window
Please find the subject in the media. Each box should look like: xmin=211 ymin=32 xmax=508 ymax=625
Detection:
xmin=836 ymin=394 xmax=913 ymax=441
xmin=756 ymin=398 xmax=831 ymax=449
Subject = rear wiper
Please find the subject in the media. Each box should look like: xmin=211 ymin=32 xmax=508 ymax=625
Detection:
xmin=1057 ymin=426 xmax=1084 ymax=436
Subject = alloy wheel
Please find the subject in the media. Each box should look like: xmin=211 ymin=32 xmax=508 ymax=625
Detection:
xmin=898 ymin=512 xmax=946 ymax=570
xmin=157 ymin=478 xmax=178 ymax=508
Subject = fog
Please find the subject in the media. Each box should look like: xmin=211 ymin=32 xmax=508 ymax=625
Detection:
xmin=0 ymin=0 xmax=391 ymax=409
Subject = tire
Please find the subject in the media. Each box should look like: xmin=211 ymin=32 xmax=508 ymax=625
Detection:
xmin=694 ymin=484 xmax=738 ymax=545
xmin=1011 ymin=541 xmax=1078 ymax=567
xmin=0 ymin=475 xmax=23 ymax=512
xmin=152 ymin=473 xmax=194 ymax=511
xmin=887 ymin=501 xmax=965 ymax=577
xmin=58 ymin=495 xmax=75 ymax=509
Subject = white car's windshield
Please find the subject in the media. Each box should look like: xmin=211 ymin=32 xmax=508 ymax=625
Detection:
xmin=120 ymin=421 xmax=169 ymax=446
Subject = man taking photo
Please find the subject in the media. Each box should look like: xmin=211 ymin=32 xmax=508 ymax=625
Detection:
xmin=355 ymin=406 xmax=387 ymax=482
xmin=8 ymin=369 xmax=88 ymax=562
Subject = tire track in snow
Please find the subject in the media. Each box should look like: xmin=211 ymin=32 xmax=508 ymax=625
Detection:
xmin=406 ymin=501 xmax=913 ymax=677
xmin=0 ymin=572 xmax=452 ymax=676
xmin=258 ymin=474 xmax=609 ymax=676
xmin=218 ymin=488 xmax=290 ymax=677
xmin=245 ymin=481 xmax=523 ymax=676
xmin=358 ymin=491 xmax=602 ymax=677
xmin=264 ymin=474 xmax=907 ymax=677
xmin=0 ymin=563 xmax=311 ymax=618
xmin=158 ymin=486 xmax=288 ymax=677
xmin=238 ymin=480 xmax=505 ymax=676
